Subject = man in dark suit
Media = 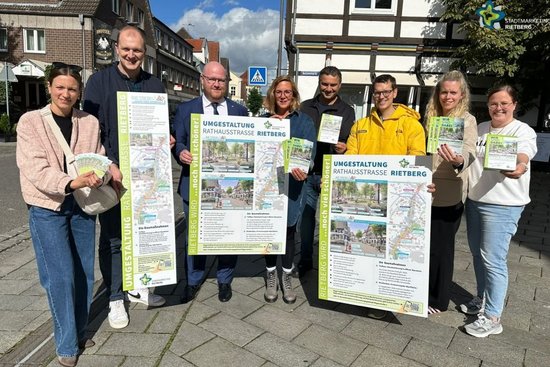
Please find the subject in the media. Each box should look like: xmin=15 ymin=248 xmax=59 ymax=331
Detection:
xmin=173 ymin=61 xmax=249 ymax=303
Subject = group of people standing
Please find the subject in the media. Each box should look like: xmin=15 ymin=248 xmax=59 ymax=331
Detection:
xmin=16 ymin=24 xmax=537 ymax=367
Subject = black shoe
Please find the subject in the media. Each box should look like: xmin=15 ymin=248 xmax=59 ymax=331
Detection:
xmin=297 ymin=261 xmax=313 ymax=277
xmin=218 ymin=283 xmax=232 ymax=302
xmin=180 ymin=285 xmax=200 ymax=304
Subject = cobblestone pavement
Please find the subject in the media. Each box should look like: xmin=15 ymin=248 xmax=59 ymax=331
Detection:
xmin=0 ymin=171 xmax=549 ymax=367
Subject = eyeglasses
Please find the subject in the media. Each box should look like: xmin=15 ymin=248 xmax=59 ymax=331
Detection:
xmin=373 ymin=89 xmax=394 ymax=98
xmin=488 ymin=102 xmax=514 ymax=110
xmin=202 ymin=75 xmax=227 ymax=84
xmin=275 ymin=90 xmax=293 ymax=97
xmin=51 ymin=62 xmax=82 ymax=73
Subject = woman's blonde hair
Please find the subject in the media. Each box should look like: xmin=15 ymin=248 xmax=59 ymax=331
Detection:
xmin=265 ymin=75 xmax=301 ymax=114
xmin=424 ymin=70 xmax=471 ymax=122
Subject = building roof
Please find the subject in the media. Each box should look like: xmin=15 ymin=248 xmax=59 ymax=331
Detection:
xmin=0 ymin=0 xmax=102 ymax=15
xmin=185 ymin=39 xmax=205 ymax=53
xmin=207 ymin=41 xmax=220 ymax=63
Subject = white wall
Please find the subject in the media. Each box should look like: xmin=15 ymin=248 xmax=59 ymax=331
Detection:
xmin=295 ymin=18 xmax=343 ymax=36
xmin=401 ymin=0 xmax=444 ymax=17
xmin=296 ymin=0 xmax=344 ymax=14
xmin=400 ymin=22 xmax=446 ymax=39
xmin=348 ymin=21 xmax=394 ymax=37
xmin=331 ymin=54 xmax=371 ymax=71
xmin=375 ymin=55 xmax=417 ymax=72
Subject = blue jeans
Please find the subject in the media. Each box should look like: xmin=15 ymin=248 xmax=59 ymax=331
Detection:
xmin=299 ymin=174 xmax=321 ymax=265
xmin=183 ymin=201 xmax=236 ymax=285
xmin=29 ymin=196 xmax=96 ymax=358
xmin=98 ymin=203 xmax=124 ymax=301
xmin=465 ymin=199 xmax=524 ymax=318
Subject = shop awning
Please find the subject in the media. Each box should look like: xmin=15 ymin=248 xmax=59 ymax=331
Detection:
xmin=12 ymin=59 xmax=49 ymax=78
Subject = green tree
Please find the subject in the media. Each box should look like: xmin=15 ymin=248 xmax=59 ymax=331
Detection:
xmin=247 ymin=87 xmax=263 ymax=116
xmin=441 ymin=0 xmax=550 ymax=115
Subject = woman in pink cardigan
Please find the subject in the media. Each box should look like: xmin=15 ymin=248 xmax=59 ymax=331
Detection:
xmin=16 ymin=63 xmax=106 ymax=367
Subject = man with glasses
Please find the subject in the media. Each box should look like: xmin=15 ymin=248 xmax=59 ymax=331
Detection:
xmin=345 ymin=73 xmax=425 ymax=320
xmin=346 ymin=74 xmax=425 ymax=155
xmin=173 ymin=61 xmax=248 ymax=304
xmin=83 ymin=25 xmax=166 ymax=330
xmin=297 ymin=66 xmax=355 ymax=277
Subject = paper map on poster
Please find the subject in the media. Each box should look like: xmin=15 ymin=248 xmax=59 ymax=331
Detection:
xmin=188 ymin=114 xmax=290 ymax=255
xmin=318 ymin=155 xmax=432 ymax=317
xmin=117 ymin=91 xmax=177 ymax=291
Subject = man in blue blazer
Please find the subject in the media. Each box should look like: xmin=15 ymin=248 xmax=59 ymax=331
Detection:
xmin=173 ymin=61 xmax=249 ymax=303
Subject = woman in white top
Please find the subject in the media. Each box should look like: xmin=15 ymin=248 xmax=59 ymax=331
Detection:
xmin=460 ymin=84 xmax=537 ymax=338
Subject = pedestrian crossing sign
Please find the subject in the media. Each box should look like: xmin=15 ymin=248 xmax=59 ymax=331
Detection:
xmin=248 ymin=66 xmax=267 ymax=86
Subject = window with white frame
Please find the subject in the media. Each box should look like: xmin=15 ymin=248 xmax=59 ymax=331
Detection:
xmin=24 ymin=29 xmax=45 ymax=53
xmin=112 ymin=0 xmax=120 ymax=14
xmin=0 ymin=28 xmax=7 ymax=51
xmin=155 ymin=28 xmax=162 ymax=46
xmin=351 ymin=0 xmax=396 ymax=14
xmin=138 ymin=9 xmax=144 ymax=28
xmin=126 ymin=2 xmax=134 ymax=22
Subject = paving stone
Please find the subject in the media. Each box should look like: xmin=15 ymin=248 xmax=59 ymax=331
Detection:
xmin=402 ymin=338 xmax=482 ymax=367
xmin=231 ymin=276 xmax=265 ymax=295
xmin=70 ymin=355 xmax=125 ymax=367
xmin=2 ymin=263 xmax=39 ymax=280
xmin=248 ymin=284 xmax=307 ymax=311
xmin=202 ymin=289 xmax=264 ymax=319
xmin=147 ymin=310 xmax=183 ymax=334
xmin=20 ymin=282 xmax=45 ymax=296
xmin=0 ymin=279 xmax=36 ymax=295
xmin=425 ymin=309 xmax=469 ymax=329
xmin=199 ymin=312 xmax=263 ymax=347
xmin=120 ymin=356 xmax=157 ymax=366
xmin=194 ymin=281 xmax=218 ymax=302
xmin=0 ymin=294 xmax=39 ymax=310
xmin=387 ymin=313 xmax=457 ymax=348
xmin=490 ymin=324 xmax=550 ymax=356
xmin=170 ymin=321 xmax=215 ymax=356
xmin=500 ymin=304 xmax=532 ymax=331
xmin=243 ymin=305 xmax=311 ymax=341
xmin=244 ymin=332 xmax=318 ymax=367
xmin=524 ymin=349 xmax=550 ymax=367
xmin=535 ymin=287 xmax=550 ymax=303
xmin=294 ymin=324 xmax=365 ymax=366
xmin=184 ymin=301 xmax=219 ymax=325
xmin=341 ymin=318 xmax=410 ymax=355
xmin=98 ymin=333 xmax=170 ymax=356
xmin=158 ymin=350 xmax=194 ymax=367
xmin=0 ymin=331 xmax=28 ymax=354
xmin=23 ymin=295 xmax=49 ymax=311
xmin=351 ymin=345 xmax=426 ymax=367
xmin=508 ymin=261 xmax=542 ymax=279
xmin=448 ymin=330 xmax=525 ymax=367
xmin=311 ymin=357 xmax=346 ymax=367
xmin=95 ymin=309 xmax=157 ymax=333
xmin=292 ymin=300 xmax=352 ymax=332
xmin=185 ymin=337 xmax=265 ymax=367
xmin=78 ymin=331 xmax=110 ymax=356
xmin=530 ymin=312 xmax=550 ymax=338
xmin=0 ymin=310 xmax=43 ymax=331
xmin=20 ymin=311 xmax=50 ymax=332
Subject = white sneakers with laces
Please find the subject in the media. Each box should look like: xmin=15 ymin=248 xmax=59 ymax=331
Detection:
xmin=108 ymin=300 xmax=129 ymax=329
xmin=127 ymin=288 xmax=166 ymax=307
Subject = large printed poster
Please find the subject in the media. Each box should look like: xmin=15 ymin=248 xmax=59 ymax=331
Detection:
xmin=117 ymin=92 xmax=177 ymax=291
xmin=188 ymin=114 xmax=290 ymax=255
xmin=318 ymin=155 xmax=432 ymax=317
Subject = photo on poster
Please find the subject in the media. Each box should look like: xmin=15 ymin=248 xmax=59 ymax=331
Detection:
xmin=330 ymin=219 xmax=386 ymax=258
xmin=201 ymin=178 xmax=253 ymax=210
xmin=202 ymin=140 xmax=255 ymax=173
xmin=331 ymin=180 xmax=388 ymax=217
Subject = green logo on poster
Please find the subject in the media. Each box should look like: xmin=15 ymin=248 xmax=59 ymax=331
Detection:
xmin=476 ymin=0 xmax=505 ymax=30
xmin=140 ymin=273 xmax=152 ymax=286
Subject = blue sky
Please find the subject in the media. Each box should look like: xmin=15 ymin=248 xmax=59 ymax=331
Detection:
xmin=149 ymin=0 xmax=282 ymax=75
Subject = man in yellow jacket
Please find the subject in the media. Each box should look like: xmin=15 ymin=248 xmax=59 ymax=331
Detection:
xmin=345 ymin=74 xmax=426 ymax=319
xmin=346 ymin=74 xmax=425 ymax=155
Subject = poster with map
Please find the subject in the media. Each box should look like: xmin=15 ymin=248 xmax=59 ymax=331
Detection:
xmin=318 ymin=155 xmax=432 ymax=317
xmin=188 ymin=114 xmax=290 ymax=255
xmin=117 ymin=92 xmax=177 ymax=291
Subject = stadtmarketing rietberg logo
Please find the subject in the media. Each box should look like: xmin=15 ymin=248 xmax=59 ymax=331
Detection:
xmin=475 ymin=0 xmax=505 ymax=30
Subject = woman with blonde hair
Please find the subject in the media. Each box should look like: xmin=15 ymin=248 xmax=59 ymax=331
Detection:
xmin=424 ymin=70 xmax=478 ymax=314
xmin=262 ymin=75 xmax=316 ymax=304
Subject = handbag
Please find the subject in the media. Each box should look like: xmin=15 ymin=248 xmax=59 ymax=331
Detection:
xmin=41 ymin=108 xmax=119 ymax=215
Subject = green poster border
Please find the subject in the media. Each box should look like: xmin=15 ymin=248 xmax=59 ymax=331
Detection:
xmin=188 ymin=113 xmax=202 ymax=255
xmin=117 ymin=91 xmax=134 ymax=291
xmin=318 ymin=154 xmax=333 ymax=300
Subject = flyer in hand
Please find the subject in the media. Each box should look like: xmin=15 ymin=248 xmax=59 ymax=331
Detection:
xmin=317 ymin=113 xmax=343 ymax=144
xmin=188 ymin=114 xmax=290 ymax=255
xmin=74 ymin=153 xmax=112 ymax=178
xmin=318 ymin=154 xmax=432 ymax=317
xmin=426 ymin=116 xmax=464 ymax=154
xmin=284 ymin=137 xmax=314 ymax=173
xmin=483 ymin=134 xmax=518 ymax=171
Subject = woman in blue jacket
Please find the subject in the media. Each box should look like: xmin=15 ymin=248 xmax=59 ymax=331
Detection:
xmin=262 ymin=76 xmax=316 ymax=303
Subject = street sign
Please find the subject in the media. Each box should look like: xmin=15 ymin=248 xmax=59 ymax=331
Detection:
xmin=248 ymin=66 xmax=267 ymax=86
xmin=0 ymin=63 xmax=18 ymax=82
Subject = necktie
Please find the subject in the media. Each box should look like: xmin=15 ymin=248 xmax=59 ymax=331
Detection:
xmin=212 ymin=102 xmax=219 ymax=115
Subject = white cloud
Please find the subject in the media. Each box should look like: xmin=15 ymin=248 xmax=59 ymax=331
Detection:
xmin=172 ymin=7 xmax=281 ymax=77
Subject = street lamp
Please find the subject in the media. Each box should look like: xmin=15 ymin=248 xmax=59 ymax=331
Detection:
xmin=276 ymin=0 xmax=285 ymax=77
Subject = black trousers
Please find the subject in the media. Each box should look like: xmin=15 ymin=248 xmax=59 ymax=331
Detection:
xmin=265 ymin=225 xmax=296 ymax=270
xmin=429 ymin=202 xmax=464 ymax=310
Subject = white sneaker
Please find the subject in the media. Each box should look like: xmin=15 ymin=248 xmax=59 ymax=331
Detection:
xmin=127 ymin=288 xmax=165 ymax=307
xmin=108 ymin=300 xmax=129 ymax=329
